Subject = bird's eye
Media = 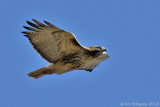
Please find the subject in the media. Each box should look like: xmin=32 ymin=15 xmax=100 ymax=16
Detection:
xmin=96 ymin=47 xmax=107 ymax=51
xmin=96 ymin=47 xmax=101 ymax=50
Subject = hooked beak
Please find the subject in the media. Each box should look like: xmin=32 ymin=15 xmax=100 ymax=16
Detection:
xmin=102 ymin=47 xmax=107 ymax=51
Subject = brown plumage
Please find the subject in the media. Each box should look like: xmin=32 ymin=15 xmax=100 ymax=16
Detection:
xmin=22 ymin=19 xmax=109 ymax=79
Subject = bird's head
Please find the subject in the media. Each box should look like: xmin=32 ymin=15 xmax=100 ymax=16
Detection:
xmin=94 ymin=46 xmax=107 ymax=52
xmin=93 ymin=46 xmax=109 ymax=60
xmin=85 ymin=46 xmax=109 ymax=61
xmin=86 ymin=46 xmax=108 ymax=57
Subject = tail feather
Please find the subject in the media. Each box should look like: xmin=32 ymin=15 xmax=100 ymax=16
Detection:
xmin=28 ymin=66 xmax=54 ymax=79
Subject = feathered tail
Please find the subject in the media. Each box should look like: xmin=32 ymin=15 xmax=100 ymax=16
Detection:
xmin=27 ymin=66 xmax=54 ymax=79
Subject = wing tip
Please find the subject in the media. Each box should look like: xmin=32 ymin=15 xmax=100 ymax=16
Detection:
xmin=32 ymin=19 xmax=36 ymax=21
xmin=43 ymin=20 xmax=55 ymax=28
xmin=21 ymin=31 xmax=27 ymax=34
xmin=26 ymin=20 xmax=40 ymax=28
xmin=23 ymin=26 xmax=29 ymax=29
xmin=32 ymin=19 xmax=47 ymax=27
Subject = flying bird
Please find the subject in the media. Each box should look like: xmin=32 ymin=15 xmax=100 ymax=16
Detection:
xmin=22 ymin=19 xmax=109 ymax=79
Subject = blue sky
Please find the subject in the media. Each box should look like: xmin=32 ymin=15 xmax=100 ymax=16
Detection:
xmin=1 ymin=0 xmax=160 ymax=107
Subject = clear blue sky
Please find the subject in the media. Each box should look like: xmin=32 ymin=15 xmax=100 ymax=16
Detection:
xmin=1 ymin=0 xmax=160 ymax=107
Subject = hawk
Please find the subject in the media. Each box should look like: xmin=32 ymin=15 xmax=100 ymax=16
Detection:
xmin=22 ymin=19 xmax=109 ymax=79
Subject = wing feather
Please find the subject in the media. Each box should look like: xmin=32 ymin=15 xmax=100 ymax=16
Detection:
xmin=23 ymin=26 xmax=39 ymax=31
xmin=32 ymin=19 xmax=47 ymax=27
xmin=44 ymin=20 xmax=59 ymax=28
xmin=26 ymin=21 xmax=40 ymax=28
xmin=22 ymin=19 xmax=85 ymax=63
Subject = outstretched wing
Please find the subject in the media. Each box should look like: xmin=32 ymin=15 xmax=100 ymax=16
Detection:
xmin=22 ymin=19 xmax=85 ymax=63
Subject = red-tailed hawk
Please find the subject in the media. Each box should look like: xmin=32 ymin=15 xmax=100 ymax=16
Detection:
xmin=22 ymin=19 xmax=109 ymax=79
